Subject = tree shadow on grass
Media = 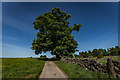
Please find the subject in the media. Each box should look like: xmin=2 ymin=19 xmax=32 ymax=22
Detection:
xmin=36 ymin=58 xmax=48 ymax=61
xmin=36 ymin=58 xmax=60 ymax=61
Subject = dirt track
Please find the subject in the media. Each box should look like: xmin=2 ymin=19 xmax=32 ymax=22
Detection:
xmin=38 ymin=61 xmax=68 ymax=79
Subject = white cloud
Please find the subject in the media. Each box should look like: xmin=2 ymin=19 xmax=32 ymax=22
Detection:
xmin=3 ymin=16 xmax=34 ymax=34
xmin=3 ymin=43 xmax=19 ymax=48
xmin=2 ymin=43 xmax=35 ymax=57
xmin=93 ymin=29 xmax=118 ymax=41
xmin=2 ymin=36 xmax=22 ymax=42
xmin=78 ymin=28 xmax=118 ymax=52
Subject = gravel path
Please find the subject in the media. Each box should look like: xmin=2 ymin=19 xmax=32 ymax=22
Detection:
xmin=38 ymin=61 xmax=68 ymax=79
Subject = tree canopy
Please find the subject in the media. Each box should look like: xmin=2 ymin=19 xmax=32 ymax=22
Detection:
xmin=31 ymin=7 xmax=81 ymax=58
xmin=78 ymin=46 xmax=120 ymax=58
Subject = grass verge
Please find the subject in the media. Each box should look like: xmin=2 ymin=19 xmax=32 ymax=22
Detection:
xmin=2 ymin=58 xmax=45 ymax=79
xmin=54 ymin=60 xmax=114 ymax=79
xmin=98 ymin=56 xmax=120 ymax=64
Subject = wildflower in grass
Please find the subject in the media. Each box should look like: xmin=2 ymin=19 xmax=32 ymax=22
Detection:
xmin=2 ymin=65 xmax=7 ymax=68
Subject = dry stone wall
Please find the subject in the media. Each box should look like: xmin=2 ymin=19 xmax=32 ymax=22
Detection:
xmin=61 ymin=57 xmax=120 ymax=78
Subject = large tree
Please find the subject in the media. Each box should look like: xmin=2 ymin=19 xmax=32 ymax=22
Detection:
xmin=31 ymin=7 xmax=81 ymax=58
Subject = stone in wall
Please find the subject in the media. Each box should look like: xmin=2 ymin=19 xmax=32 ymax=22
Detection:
xmin=114 ymin=66 xmax=120 ymax=74
xmin=117 ymin=74 xmax=120 ymax=78
xmin=112 ymin=60 xmax=120 ymax=69
xmin=61 ymin=57 xmax=120 ymax=78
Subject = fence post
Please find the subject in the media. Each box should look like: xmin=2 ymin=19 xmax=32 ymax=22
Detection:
xmin=107 ymin=58 xmax=116 ymax=77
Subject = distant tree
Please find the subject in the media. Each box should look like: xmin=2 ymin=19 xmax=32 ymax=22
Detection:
xmin=79 ymin=52 xmax=85 ymax=58
xmin=115 ymin=46 xmax=119 ymax=49
xmin=102 ymin=49 xmax=107 ymax=56
xmin=83 ymin=51 xmax=89 ymax=58
xmin=40 ymin=55 xmax=46 ymax=58
xmin=109 ymin=48 xmax=114 ymax=55
xmin=107 ymin=48 xmax=110 ymax=55
xmin=115 ymin=46 xmax=120 ymax=55
xmin=78 ymin=51 xmax=84 ymax=58
xmin=109 ymin=47 xmax=117 ymax=55
xmin=107 ymin=48 xmax=110 ymax=52
xmin=109 ymin=46 xmax=120 ymax=55
xmin=106 ymin=46 xmax=120 ymax=56
xmin=98 ymin=49 xmax=103 ymax=54
xmin=88 ymin=50 xmax=92 ymax=57
xmin=92 ymin=49 xmax=98 ymax=57
xmin=31 ymin=7 xmax=81 ymax=59
xmin=88 ymin=50 xmax=92 ymax=54
xmin=79 ymin=46 xmax=119 ymax=58
xmin=79 ymin=52 xmax=82 ymax=57
xmin=74 ymin=54 xmax=79 ymax=58
xmin=40 ymin=55 xmax=47 ymax=60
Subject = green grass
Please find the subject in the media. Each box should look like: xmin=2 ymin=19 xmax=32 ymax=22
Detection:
xmin=2 ymin=58 xmax=45 ymax=79
xmin=98 ymin=56 xmax=120 ymax=64
xmin=54 ymin=60 xmax=114 ymax=78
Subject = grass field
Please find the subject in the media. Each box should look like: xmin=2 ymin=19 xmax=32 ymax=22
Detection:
xmin=54 ymin=61 xmax=114 ymax=78
xmin=98 ymin=56 xmax=120 ymax=64
xmin=2 ymin=58 xmax=45 ymax=79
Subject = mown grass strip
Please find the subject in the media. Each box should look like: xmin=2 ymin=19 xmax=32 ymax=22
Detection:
xmin=54 ymin=60 xmax=114 ymax=78
xmin=98 ymin=56 xmax=120 ymax=64
xmin=2 ymin=58 xmax=45 ymax=79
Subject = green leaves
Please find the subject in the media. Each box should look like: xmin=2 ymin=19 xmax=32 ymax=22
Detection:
xmin=32 ymin=7 xmax=81 ymax=58
xmin=73 ymin=24 xmax=81 ymax=31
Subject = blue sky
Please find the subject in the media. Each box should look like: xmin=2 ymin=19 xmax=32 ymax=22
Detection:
xmin=2 ymin=2 xmax=118 ymax=58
